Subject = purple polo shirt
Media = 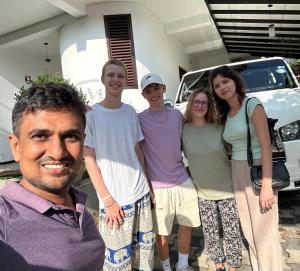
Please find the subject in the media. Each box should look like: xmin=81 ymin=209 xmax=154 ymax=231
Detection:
xmin=0 ymin=181 xmax=104 ymax=271
xmin=138 ymin=107 xmax=189 ymax=189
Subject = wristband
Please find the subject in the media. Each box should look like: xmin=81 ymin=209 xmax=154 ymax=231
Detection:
xmin=102 ymin=194 xmax=112 ymax=202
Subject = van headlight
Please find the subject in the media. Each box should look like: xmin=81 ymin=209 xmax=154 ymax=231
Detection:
xmin=279 ymin=121 xmax=300 ymax=141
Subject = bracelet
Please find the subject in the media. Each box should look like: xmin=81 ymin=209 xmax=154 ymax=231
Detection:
xmin=105 ymin=201 xmax=115 ymax=208
xmin=102 ymin=194 xmax=112 ymax=202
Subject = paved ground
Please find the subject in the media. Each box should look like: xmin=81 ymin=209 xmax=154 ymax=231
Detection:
xmin=153 ymin=190 xmax=300 ymax=271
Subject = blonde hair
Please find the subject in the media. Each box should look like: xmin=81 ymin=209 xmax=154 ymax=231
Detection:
xmin=184 ymin=88 xmax=216 ymax=123
xmin=101 ymin=59 xmax=127 ymax=78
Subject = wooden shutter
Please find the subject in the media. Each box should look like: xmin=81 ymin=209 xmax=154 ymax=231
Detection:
xmin=104 ymin=14 xmax=137 ymax=88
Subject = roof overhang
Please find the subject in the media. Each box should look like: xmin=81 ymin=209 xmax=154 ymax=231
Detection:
xmin=205 ymin=0 xmax=300 ymax=59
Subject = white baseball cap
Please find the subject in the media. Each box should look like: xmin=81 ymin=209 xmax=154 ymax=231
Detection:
xmin=140 ymin=73 xmax=164 ymax=92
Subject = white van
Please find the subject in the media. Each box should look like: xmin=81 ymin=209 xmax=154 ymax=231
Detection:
xmin=175 ymin=57 xmax=300 ymax=191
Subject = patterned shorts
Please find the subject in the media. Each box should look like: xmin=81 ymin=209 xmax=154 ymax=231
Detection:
xmin=99 ymin=193 xmax=155 ymax=271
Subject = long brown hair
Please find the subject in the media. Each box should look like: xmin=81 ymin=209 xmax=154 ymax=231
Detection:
xmin=184 ymin=88 xmax=216 ymax=123
xmin=209 ymin=65 xmax=246 ymax=124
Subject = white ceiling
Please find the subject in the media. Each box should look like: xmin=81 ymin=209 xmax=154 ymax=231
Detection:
xmin=14 ymin=32 xmax=60 ymax=58
xmin=0 ymin=0 xmax=221 ymax=59
xmin=83 ymin=0 xmax=207 ymax=23
xmin=0 ymin=0 xmax=63 ymax=36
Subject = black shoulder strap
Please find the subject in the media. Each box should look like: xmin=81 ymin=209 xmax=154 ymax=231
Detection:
xmin=245 ymin=97 xmax=253 ymax=167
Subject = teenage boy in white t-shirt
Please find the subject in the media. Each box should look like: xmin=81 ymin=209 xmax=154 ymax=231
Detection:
xmin=138 ymin=73 xmax=201 ymax=271
xmin=83 ymin=59 xmax=154 ymax=271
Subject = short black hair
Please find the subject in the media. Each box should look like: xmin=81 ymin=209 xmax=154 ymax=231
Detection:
xmin=12 ymin=83 xmax=86 ymax=137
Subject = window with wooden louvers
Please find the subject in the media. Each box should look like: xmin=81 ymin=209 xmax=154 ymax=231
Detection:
xmin=104 ymin=14 xmax=138 ymax=88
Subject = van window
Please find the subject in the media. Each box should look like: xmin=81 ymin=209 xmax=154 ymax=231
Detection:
xmin=178 ymin=59 xmax=297 ymax=103
xmin=178 ymin=70 xmax=211 ymax=102
xmin=238 ymin=59 xmax=296 ymax=93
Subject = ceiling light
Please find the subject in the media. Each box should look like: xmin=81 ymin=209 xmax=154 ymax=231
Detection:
xmin=43 ymin=42 xmax=51 ymax=63
xmin=269 ymin=24 xmax=276 ymax=38
xmin=268 ymin=4 xmax=275 ymax=38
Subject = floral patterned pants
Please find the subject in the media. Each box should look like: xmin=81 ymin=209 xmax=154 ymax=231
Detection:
xmin=198 ymin=197 xmax=242 ymax=268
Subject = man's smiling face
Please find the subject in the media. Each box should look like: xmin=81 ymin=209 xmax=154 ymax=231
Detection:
xmin=9 ymin=109 xmax=84 ymax=194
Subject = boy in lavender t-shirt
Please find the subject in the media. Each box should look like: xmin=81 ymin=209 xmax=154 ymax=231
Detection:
xmin=138 ymin=73 xmax=200 ymax=271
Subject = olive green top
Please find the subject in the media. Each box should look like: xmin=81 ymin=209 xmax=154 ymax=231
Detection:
xmin=182 ymin=122 xmax=234 ymax=200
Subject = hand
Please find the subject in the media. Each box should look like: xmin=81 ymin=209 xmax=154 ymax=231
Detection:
xmin=105 ymin=201 xmax=125 ymax=230
xmin=259 ymin=185 xmax=275 ymax=210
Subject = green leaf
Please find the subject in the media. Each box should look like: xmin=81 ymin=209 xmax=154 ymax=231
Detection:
xmin=16 ymin=73 xmax=88 ymax=104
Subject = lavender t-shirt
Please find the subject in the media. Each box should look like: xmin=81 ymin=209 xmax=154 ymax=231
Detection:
xmin=138 ymin=107 xmax=189 ymax=188
xmin=0 ymin=181 xmax=105 ymax=271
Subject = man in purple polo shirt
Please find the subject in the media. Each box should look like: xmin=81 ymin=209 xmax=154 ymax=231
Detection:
xmin=0 ymin=83 xmax=105 ymax=271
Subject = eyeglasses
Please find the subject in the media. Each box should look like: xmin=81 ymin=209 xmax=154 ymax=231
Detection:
xmin=192 ymin=100 xmax=208 ymax=106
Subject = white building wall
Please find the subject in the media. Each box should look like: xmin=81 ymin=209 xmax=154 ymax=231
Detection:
xmin=59 ymin=1 xmax=192 ymax=109
xmin=0 ymin=46 xmax=61 ymax=162
xmin=0 ymin=76 xmax=17 ymax=162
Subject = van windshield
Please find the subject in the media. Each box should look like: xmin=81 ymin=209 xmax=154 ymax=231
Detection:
xmin=178 ymin=59 xmax=297 ymax=103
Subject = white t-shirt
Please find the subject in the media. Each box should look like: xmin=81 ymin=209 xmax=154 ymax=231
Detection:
xmin=84 ymin=103 xmax=149 ymax=208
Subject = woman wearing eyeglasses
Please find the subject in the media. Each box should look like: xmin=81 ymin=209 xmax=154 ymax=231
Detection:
xmin=182 ymin=88 xmax=242 ymax=271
